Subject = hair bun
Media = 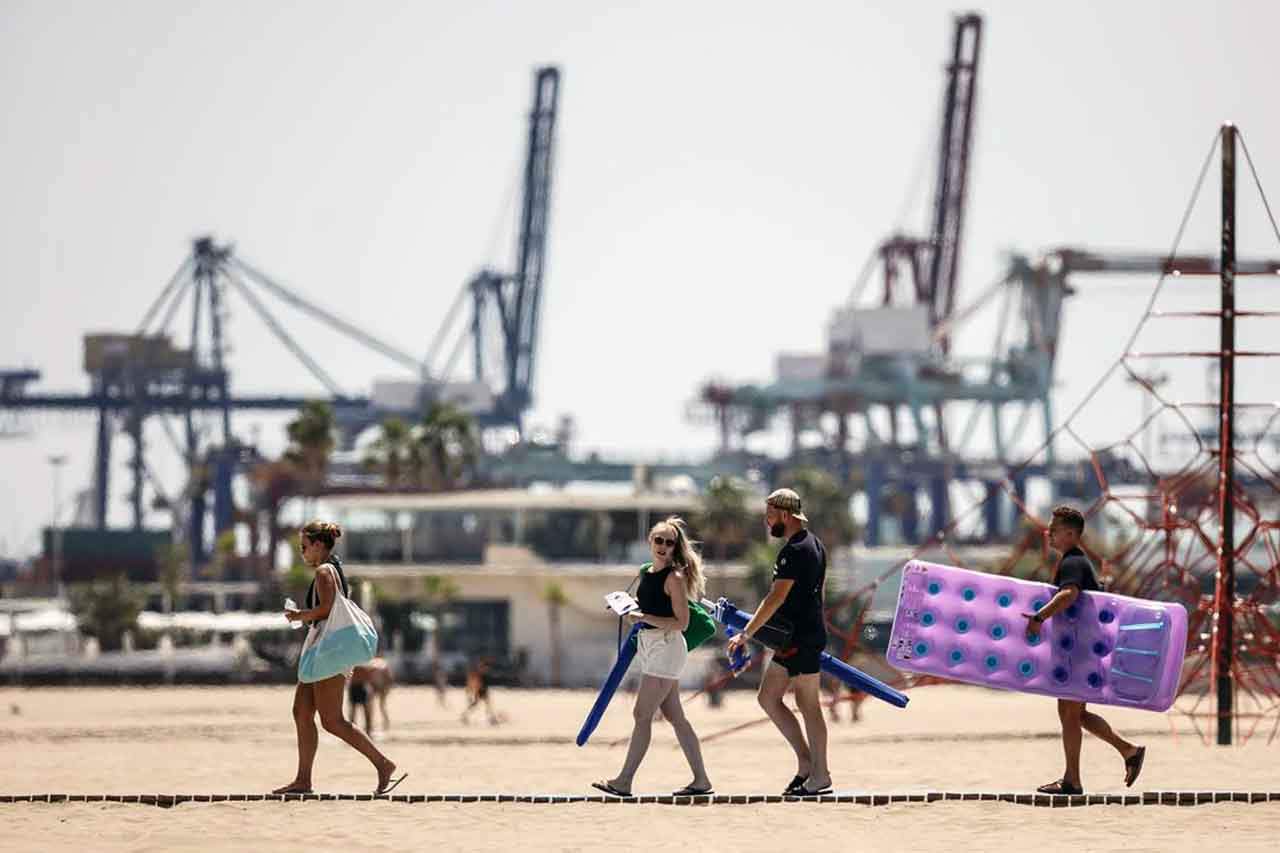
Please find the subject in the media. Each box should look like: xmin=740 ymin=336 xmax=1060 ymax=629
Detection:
xmin=302 ymin=520 xmax=343 ymax=548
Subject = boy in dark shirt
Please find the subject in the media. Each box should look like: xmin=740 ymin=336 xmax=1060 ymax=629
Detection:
xmin=1024 ymin=505 xmax=1146 ymax=794
xmin=726 ymin=488 xmax=832 ymax=796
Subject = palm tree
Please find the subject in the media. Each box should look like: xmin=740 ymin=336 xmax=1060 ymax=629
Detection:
xmin=155 ymin=542 xmax=188 ymax=613
xmin=249 ymin=459 xmax=302 ymax=579
xmin=417 ymin=402 xmax=479 ymax=490
xmin=212 ymin=529 xmax=237 ymax=581
xmin=363 ymin=416 xmax=414 ymax=490
xmin=698 ymin=475 xmax=753 ymax=560
xmin=745 ymin=541 xmax=780 ymax=603
xmin=421 ymin=574 xmax=460 ymax=671
xmin=285 ymin=400 xmax=336 ymax=498
xmin=541 ymin=580 xmax=570 ymax=687
xmin=779 ymin=466 xmax=859 ymax=548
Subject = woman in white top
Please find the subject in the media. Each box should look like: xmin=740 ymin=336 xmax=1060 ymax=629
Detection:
xmin=274 ymin=520 xmax=406 ymax=795
xmin=592 ymin=517 xmax=713 ymax=797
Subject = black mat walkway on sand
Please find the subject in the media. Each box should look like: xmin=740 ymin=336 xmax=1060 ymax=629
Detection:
xmin=2 ymin=791 xmax=1279 ymax=808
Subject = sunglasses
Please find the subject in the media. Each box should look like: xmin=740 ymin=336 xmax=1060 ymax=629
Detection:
xmin=651 ymin=536 xmax=677 ymax=548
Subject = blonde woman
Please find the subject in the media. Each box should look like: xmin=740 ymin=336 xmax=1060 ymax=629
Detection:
xmin=275 ymin=520 xmax=406 ymax=795
xmin=592 ymin=517 xmax=713 ymax=797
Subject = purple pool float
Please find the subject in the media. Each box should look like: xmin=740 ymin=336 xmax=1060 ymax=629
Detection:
xmin=885 ymin=560 xmax=1188 ymax=712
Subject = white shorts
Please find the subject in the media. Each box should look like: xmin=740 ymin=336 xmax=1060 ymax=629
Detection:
xmin=636 ymin=628 xmax=687 ymax=680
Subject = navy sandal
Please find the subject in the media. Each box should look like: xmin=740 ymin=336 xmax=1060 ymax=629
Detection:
xmin=783 ymin=774 xmax=808 ymax=795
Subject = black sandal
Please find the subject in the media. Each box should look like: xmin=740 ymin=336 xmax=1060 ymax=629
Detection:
xmin=1124 ymin=746 xmax=1147 ymax=788
xmin=672 ymin=785 xmax=714 ymax=796
xmin=796 ymin=781 xmax=833 ymax=797
xmin=1036 ymin=779 xmax=1083 ymax=795
xmin=591 ymin=781 xmax=632 ymax=798
xmin=783 ymin=774 xmax=808 ymax=795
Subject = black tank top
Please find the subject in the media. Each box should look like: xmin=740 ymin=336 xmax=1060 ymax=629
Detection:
xmin=304 ymin=557 xmax=350 ymax=623
xmin=637 ymin=564 xmax=676 ymax=619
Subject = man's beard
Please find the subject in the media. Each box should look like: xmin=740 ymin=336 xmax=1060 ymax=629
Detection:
xmin=770 ymin=522 xmax=787 ymax=538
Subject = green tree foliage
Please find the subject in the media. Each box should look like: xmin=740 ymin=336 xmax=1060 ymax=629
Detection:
xmin=541 ymin=581 xmax=570 ymax=687
xmin=419 ymin=574 xmax=460 ymax=665
xmin=155 ymin=542 xmax=188 ymax=612
xmin=70 ymin=576 xmax=143 ymax=652
xmin=777 ymin=466 xmax=858 ymax=547
xmin=249 ymin=459 xmax=303 ymax=578
xmin=418 ymin=402 xmax=479 ymax=490
xmin=745 ymin=541 xmax=781 ymax=603
xmin=422 ymin=574 xmax=461 ymax=607
xmin=285 ymin=400 xmax=336 ymax=494
xmin=362 ymin=416 xmax=417 ymax=489
xmin=698 ymin=475 xmax=754 ymax=560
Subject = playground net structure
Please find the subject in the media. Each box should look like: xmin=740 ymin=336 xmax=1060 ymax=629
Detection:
xmin=745 ymin=125 xmax=1280 ymax=747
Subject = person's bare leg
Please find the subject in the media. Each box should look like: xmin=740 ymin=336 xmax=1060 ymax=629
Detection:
xmin=273 ymin=683 xmax=318 ymax=793
xmin=314 ymin=677 xmax=398 ymax=792
xmin=792 ymin=673 xmax=830 ymax=789
xmin=758 ymin=664 xmax=811 ymax=778
xmin=1081 ymin=708 xmax=1138 ymax=758
xmin=379 ymin=689 xmax=391 ymax=731
xmin=608 ymin=676 xmax=673 ymax=793
xmin=1058 ymin=699 xmax=1084 ymax=787
xmin=659 ymin=683 xmax=711 ymax=791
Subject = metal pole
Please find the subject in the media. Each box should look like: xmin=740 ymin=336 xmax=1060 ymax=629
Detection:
xmin=1215 ymin=123 xmax=1237 ymax=746
xmin=48 ymin=454 xmax=67 ymax=599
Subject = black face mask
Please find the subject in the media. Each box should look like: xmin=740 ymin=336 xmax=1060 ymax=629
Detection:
xmin=770 ymin=522 xmax=787 ymax=538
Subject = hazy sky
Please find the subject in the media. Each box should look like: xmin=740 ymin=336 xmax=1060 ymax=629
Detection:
xmin=3 ymin=0 xmax=1280 ymax=555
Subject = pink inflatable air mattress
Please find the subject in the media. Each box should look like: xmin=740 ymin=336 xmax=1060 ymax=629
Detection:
xmin=886 ymin=560 xmax=1187 ymax=711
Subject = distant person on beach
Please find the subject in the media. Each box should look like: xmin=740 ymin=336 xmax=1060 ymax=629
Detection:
xmin=1024 ymin=505 xmax=1146 ymax=795
xmin=726 ymin=488 xmax=832 ymax=796
xmin=349 ymin=657 xmax=394 ymax=735
xmin=592 ymin=517 xmax=713 ymax=798
xmin=275 ymin=521 xmax=406 ymax=796
xmin=460 ymin=658 xmax=501 ymax=726
xmin=432 ymin=657 xmax=449 ymax=706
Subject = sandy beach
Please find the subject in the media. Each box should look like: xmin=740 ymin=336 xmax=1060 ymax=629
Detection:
xmin=2 ymin=682 xmax=1278 ymax=852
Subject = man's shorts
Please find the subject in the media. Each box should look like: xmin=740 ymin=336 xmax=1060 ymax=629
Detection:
xmin=348 ymin=681 xmax=369 ymax=704
xmin=772 ymin=643 xmax=822 ymax=677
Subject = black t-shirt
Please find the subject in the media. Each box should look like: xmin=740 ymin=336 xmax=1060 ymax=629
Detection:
xmin=637 ymin=564 xmax=676 ymax=619
xmin=1053 ymin=547 xmax=1100 ymax=593
xmin=773 ymin=529 xmax=827 ymax=646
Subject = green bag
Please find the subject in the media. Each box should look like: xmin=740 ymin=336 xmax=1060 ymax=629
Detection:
xmin=635 ymin=562 xmax=718 ymax=651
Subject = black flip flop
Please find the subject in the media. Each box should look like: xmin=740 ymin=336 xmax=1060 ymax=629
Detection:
xmin=672 ymin=785 xmax=714 ymax=796
xmin=375 ymin=772 xmax=408 ymax=796
xmin=783 ymin=774 xmax=808 ymax=795
xmin=591 ymin=781 xmax=632 ymax=798
xmin=795 ymin=779 xmax=833 ymax=797
xmin=1036 ymin=779 xmax=1083 ymax=795
xmin=1124 ymin=746 xmax=1147 ymax=788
